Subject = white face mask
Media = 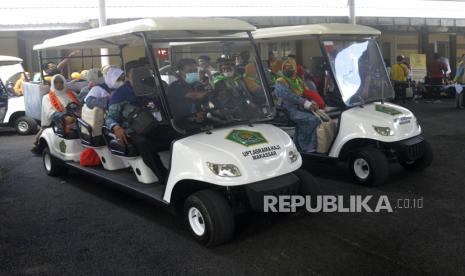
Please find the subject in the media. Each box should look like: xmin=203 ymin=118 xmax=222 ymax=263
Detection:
xmin=223 ymin=71 xmax=234 ymax=78
xmin=112 ymin=81 xmax=124 ymax=89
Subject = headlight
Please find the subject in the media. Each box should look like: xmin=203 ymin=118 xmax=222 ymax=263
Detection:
xmin=288 ymin=149 xmax=299 ymax=163
xmin=206 ymin=162 xmax=241 ymax=177
xmin=373 ymin=126 xmax=394 ymax=136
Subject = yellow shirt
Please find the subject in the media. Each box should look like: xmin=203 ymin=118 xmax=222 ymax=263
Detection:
xmin=391 ymin=63 xmax=408 ymax=82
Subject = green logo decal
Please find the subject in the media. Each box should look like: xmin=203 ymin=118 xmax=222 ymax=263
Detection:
xmin=59 ymin=140 xmax=67 ymax=153
xmin=226 ymin=129 xmax=268 ymax=147
xmin=375 ymin=104 xmax=402 ymax=116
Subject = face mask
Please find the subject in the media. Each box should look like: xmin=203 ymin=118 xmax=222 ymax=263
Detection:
xmin=112 ymin=81 xmax=124 ymax=89
xmin=223 ymin=72 xmax=234 ymax=78
xmin=185 ymin=72 xmax=199 ymax=84
xmin=283 ymin=70 xmax=295 ymax=78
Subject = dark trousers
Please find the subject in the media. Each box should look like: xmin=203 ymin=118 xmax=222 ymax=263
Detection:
xmin=394 ymin=81 xmax=407 ymax=103
xmin=129 ymin=126 xmax=177 ymax=183
xmin=429 ymin=78 xmax=443 ymax=100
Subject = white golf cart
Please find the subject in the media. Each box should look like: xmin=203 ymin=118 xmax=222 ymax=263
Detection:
xmin=33 ymin=18 xmax=314 ymax=246
xmin=253 ymin=23 xmax=433 ymax=186
xmin=0 ymin=55 xmax=38 ymax=134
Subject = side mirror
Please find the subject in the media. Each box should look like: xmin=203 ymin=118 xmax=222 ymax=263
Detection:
xmin=131 ymin=66 xmax=157 ymax=97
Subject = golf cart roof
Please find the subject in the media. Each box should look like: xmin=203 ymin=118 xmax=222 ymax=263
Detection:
xmin=33 ymin=18 xmax=256 ymax=51
xmin=252 ymin=23 xmax=381 ymax=40
xmin=0 ymin=55 xmax=23 ymax=66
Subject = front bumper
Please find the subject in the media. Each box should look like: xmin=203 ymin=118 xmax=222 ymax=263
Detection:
xmin=389 ymin=135 xmax=426 ymax=161
xmin=243 ymin=173 xmax=300 ymax=212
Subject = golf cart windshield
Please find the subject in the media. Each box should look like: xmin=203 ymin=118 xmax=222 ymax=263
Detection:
xmin=322 ymin=38 xmax=394 ymax=106
xmin=158 ymin=39 xmax=273 ymax=132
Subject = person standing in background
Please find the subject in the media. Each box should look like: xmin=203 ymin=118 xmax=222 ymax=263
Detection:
xmin=390 ymin=55 xmax=409 ymax=103
xmin=428 ymin=53 xmax=448 ymax=102
xmin=453 ymin=54 xmax=465 ymax=109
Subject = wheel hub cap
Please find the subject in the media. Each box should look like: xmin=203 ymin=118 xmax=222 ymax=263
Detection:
xmin=18 ymin=121 xmax=29 ymax=132
xmin=188 ymin=207 xmax=205 ymax=236
xmin=44 ymin=152 xmax=51 ymax=172
xmin=354 ymin=158 xmax=370 ymax=179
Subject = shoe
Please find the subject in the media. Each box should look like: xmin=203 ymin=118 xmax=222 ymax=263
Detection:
xmin=30 ymin=146 xmax=41 ymax=156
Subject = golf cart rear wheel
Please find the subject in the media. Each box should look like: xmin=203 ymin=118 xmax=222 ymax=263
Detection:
xmin=349 ymin=147 xmax=389 ymax=186
xmin=184 ymin=189 xmax=235 ymax=247
xmin=400 ymin=140 xmax=433 ymax=171
xmin=15 ymin=116 xmax=38 ymax=135
xmin=43 ymin=147 xmax=64 ymax=176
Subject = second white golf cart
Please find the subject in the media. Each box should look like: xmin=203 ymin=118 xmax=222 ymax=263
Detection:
xmin=0 ymin=55 xmax=38 ymax=134
xmin=254 ymin=23 xmax=433 ymax=186
xmin=33 ymin=18 xmax=314 ymax=246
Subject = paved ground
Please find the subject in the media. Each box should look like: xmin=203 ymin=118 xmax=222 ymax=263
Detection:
xmin=1 ymin=99 xmax=464 ymax=275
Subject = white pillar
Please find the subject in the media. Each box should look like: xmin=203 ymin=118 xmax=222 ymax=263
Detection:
xmin=99 ymin=0 xmax=110 ymax=67
xmin=348 ymin=0 xmax=356 ymax=24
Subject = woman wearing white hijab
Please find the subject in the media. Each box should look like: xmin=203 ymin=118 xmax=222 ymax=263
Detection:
xmin=84 ymin=67 xmax=124 ymax=109
xmin=78 ymin=68 xmax=102 ymax=101
xmin=81 ymin=67 xmax=124 ymax=136
xmin=40 ymin=74 xmax=80 ymax=127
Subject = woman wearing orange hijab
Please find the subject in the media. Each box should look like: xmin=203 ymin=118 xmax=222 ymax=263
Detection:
xmin=275 ymin=59 xmax=320 ymax=153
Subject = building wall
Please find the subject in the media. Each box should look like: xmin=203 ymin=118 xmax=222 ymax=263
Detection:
xmin=0 ymin=32 xmax=19 ymax=57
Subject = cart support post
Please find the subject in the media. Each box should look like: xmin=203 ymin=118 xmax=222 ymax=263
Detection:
xmin=247 ymin=31 xmax=276 ymax=116
xmin=98 ymin=0 xmax=110 ymax=67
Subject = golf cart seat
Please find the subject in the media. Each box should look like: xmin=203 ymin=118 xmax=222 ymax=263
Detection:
xmin=76 ymin=118 xmax=106 ymax=147
xmin=102 ymin=126 xmax=139 ymax=157
xmin=102 ymin=125 xmax=158 ymax=184
xmin=51 ymin=114 xmax=80 ymax=140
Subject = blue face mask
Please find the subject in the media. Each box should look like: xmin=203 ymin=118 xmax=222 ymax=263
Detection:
xmin=185 ymin=72 xmax=199 ymax=84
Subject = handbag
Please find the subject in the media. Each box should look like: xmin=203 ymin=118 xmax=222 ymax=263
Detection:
xmin=128 ymin=107 xmax=158 ymax=135
xmin=312 ymin=110 xmax=336 ymax=153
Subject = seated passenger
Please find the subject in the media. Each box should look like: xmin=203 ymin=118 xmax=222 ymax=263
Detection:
xmin=41 ymin=74 xmax=80 ymax=134
xmin=244 ymin=63 xmax=266 ymax=104
xmin=275 ymin=59 xmax=320 ymax=153
xmin=67 ymin=72 xmax=88 ymax=94
xmin=167 ymin=58 xmax=208 ymax=127
xmin=213 ymin=58 xmax=256 ymax=116
xmin=105 ymin=61 xmax=168 ymax=182
xmin=81 ymin=67 xmax=124 ymax=137
xmin=85 ymin=67 xmax=123 ymax=109
xmin=78 ymin=68 xmax=98 ymax=102
xmin=235 ymin=51 xmax=250 ymax=76
xmin=13 ymin=72 xmax=30 ymax=96
xmin=198 ymin=55 xmax=216 ymax=85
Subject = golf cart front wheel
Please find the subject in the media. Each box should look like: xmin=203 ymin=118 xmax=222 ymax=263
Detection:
xmin=184 ymin=189 xmax=235 ymax=247
xmin=349 ymin=148 xmax=389 ymax=186
xmin=400 ymin=140 xmax=433 ymax=171
xmin=43 ymin=147 xmax=64 ymax=176
xmin=15 ymin=116 xmax=38 ymax=135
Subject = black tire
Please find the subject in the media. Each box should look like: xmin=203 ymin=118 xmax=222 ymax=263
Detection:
xmin=348 ymin=147 xmax=389 ymax=186
xmin=14 ymin=116 xmax=38 ymax=135
xmin=42 ymin=147 xmax=64 ymax=176
xmin=184 ymin=189 xmax=235 ymax=247
xmin=400 ymin=140 xmax=433 ymax=171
